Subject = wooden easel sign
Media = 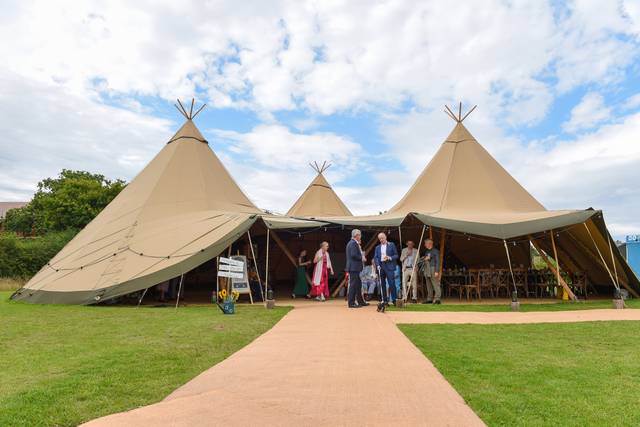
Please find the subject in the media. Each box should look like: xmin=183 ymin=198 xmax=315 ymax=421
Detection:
xmin=219 ymin=256 xmax=253 ymax=304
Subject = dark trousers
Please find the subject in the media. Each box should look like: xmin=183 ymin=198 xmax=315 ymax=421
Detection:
xmin=348 ymin=272 xmax=365 ymax=306
xmin=379 ymin=266 xmax=397 ymax=302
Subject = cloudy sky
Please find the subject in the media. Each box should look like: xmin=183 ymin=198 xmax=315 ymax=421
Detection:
xmin=1 ymin=0 xmax=639 ymax=238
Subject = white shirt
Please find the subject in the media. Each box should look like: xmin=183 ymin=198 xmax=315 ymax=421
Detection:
xmin=381 ymin=243 xmax=387 ymax=259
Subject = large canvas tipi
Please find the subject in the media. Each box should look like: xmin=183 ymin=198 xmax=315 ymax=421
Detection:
xmin=287 ymin=162 xmax=352 ymax=218
xmin=12 ymin=102 xmax=263 ymax=304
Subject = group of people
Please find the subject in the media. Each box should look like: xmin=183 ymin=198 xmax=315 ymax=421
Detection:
xmin=292 ymin=229 xmax=443 ymax=308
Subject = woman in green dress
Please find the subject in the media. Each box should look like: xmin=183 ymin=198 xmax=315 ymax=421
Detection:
xmin=292 ymin=249 xmax=311 ymax=298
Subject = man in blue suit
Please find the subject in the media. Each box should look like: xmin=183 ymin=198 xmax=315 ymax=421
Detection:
xmin=345 ymin=229 xmax=369 ymax=308
xmin=373 ymin=232 xmax=399 ymax=305
xmin=373 ymin=233 xmax=400 ymax=304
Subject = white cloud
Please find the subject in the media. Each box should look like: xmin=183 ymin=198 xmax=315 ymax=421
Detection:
xmin=0 ymin=71 xmax=173 ymax=201
xmin=1 ymin=0 xmax=639 ymax=239
xmin=1 ymin=1 xmax=637 ymax=123
xmin=562 ymin=92 xmax=612 ymax=133
xmin=209 ymin=124 xmax=363 ymax=212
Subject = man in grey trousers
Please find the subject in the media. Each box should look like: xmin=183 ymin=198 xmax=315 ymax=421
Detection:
xmin=420 ymin=238 xmax=442 ymax=304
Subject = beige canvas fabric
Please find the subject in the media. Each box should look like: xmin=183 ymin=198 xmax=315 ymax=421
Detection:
xmin=13 ymin=119 xmax=261 ymax=304
xmin=286 ymin=172 xmax=352 ymax=218
xmin=389 ymin=122 xmax=545 ymax=216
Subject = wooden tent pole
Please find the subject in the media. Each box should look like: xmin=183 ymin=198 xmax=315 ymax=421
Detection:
xmin=550 ymin=230 xmax=566 ymax=299
xmin=398 ymin=226 xmax=402 ymax=247
xmin=439 ymin=228 xmax=446 ymax=277
xmin=269 ymin=230 xmax=313 ymax=286
xmin=529 ymin=235 xmax=577 ymax=301
xmin=265 ymin=229 xmax=270 ymax=307
xmin=606 ymin=234 xmax=620 ymax=289
xmin=429 ymin=226 xmax=433 ymax=241
xmin=582 ymin=223 xmax=622 ymax=291
xmin=247 ymin=230 xmax=262 ymax=303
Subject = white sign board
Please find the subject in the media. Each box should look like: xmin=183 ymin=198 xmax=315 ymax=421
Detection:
xmin=217 ymin=255 xmax=252 ymax=303
xmin=219 ymin=257 xmax=244 ymax=267
xmin=218 ymin=264 xmax=244 ymax=272
xmin=218 ymin=271 xmax=244 ymax=279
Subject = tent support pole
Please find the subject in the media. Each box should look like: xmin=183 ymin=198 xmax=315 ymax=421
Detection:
xmin=550 ymin=230 xmax=564 ymax=299
xmin=175 ymin=273 xmax=184 ymax=309
xmin=398 ymin=226 xmax=402 ymax=247
xmin=606 ymin=234 xmax=620 ymax=289
xmin=265 ymin=229 xmax=270 ymax=307
xmin=439 ymin=228 xmax=446 ymax=277
xmin=247 ymin=230 xmax=261 ymax=304
xmin=216 ymin=257 xmax=220 ymax=303
xmin=529 ymin=235 xmax=577 ymax=301
xmin=136 ymin=287 xmax=149 ymax=308
xmin=503 ymin=240 xmax=517 ymax=294
xmin=405 ymin=224 xmax=426 ymax=302
xmin=582 ymin=222 xmax=622 ymax=291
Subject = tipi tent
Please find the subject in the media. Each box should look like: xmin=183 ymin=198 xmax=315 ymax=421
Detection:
xmin=286 ymin=162 xmax=352 ymax=218
xmin=322 ymin=105 xmax=640 ymax=297
xmin=12 ymin=102 xmax=265 ymax=304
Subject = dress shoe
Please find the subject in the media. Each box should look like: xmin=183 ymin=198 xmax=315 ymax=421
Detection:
xmin=422 ymin=300 xmax=433 ymax=304
xmin=434 ymin=300 xmax=441 ymax=305
xmin=411 ymin=299 xmax=418 ymax=304
xmin=348 ymin=304 xmax=362 ymax=308
xmin=360 ymin=302 xmax=370 ymax=306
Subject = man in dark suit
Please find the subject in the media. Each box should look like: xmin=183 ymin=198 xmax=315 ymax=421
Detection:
xmin=373 ymin=232 xmax=399 ymax=305
xmin=346 ymin=229 xmax=368 ymax=308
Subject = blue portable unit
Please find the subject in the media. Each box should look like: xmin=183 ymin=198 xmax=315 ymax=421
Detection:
xmin=618 ymin=235 xmax=640 ymax=280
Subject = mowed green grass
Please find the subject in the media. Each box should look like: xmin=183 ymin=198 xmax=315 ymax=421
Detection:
xmin=400 ymin=321 xmax=640 ymax=426
xmin=390 ymin=298 xmax=640 ymax=312
xmin=0 ymin=292 xmax=290 ymax=427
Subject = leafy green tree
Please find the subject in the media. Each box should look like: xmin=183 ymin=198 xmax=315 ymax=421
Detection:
xmin=4 ymin=170 xmax=126 ymax=234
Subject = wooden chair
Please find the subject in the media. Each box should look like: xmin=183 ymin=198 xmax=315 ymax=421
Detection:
xmin=573 ymin=271 xmax=588 ymax=299
xmin=494 ymin=269 xmax=511 ymax=298
xmin=478 ymin=269 xmax=495 ymax=298
xmin=445 ymin=271 xmax=465 ymax=300
xmin=512 ymin=268 xmax=530 ymax=298
xmin=461 ymin=269 xmax=480 ymax=300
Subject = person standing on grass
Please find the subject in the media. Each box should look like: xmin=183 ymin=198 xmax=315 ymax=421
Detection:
xmin=292 ymin=249 xmax=311 ymax=299
xmin=420 ymin=238 xmax=442 ymax=304
xmin=311 ymin=242 xmax=333 ymax=301
xmin=346 ymin=229 xmax=369 ymax=308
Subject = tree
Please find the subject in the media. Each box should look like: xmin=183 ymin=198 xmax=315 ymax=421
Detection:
xmin=4 ymin=170 xmax=126 ymax=234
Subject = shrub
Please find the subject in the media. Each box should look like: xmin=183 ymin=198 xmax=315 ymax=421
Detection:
xmin=0 ymin=230 xmax=77 ymax=279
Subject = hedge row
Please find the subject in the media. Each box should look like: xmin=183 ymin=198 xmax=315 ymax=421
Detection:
xmin=0 ymin=231 xmax=77 ymax=279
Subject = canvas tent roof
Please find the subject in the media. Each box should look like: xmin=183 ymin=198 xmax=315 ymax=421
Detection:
xmin=13 ymin=116 xmax=263 ymax=304
xmin=286 ymin=162 xmax=352 ymax=218
xmin=314 ymin=110 xmax=639 ymax=293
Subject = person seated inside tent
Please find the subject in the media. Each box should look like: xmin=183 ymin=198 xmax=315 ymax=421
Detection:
xmin=360 ymin=260 xmax=378 ymax=301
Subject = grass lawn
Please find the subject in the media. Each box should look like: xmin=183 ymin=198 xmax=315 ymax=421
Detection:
xmin=389 ymin=298 xmax=640 ymax=312
xmin=0 ymin=291 xmax=290 ymax=427
xmin=400 ymin=321 xmax=640 ymax=426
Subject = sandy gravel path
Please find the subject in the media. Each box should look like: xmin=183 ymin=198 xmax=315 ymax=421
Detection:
xmin=387 ymin=308 xmax=640 ymax=324
xmin=83 ymin=300 xmax=484 ymax=427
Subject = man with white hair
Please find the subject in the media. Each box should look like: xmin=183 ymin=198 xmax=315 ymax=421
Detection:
xmin=345 ymin=229 xmax=368 ymax=308
xmin=373 ymin=232 xmax=400 ymax=305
